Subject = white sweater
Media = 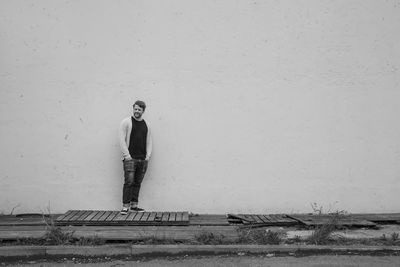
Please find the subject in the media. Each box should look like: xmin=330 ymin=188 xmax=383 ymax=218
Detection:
xmin=119 ymin=117 xmax=152 ymax=160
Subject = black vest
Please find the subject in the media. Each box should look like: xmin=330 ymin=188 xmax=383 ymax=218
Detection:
xmin=128 ymin=117 xmax=148 ymax=160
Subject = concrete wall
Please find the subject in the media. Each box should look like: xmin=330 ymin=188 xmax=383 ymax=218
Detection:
xmin=1 ymin=0 xmax=399 ymax=214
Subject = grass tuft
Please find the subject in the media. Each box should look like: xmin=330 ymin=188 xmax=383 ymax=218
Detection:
xmin=306 ymin=213 xmax=340 ymax=245
xmin=238 ymin=228 xmax=283 ymax=245
xmin=194 ymin=231 xmax=228 ymax=245
xmin=76 ymin=236 xmax=105 ymax=246
xmin=43 ymin=224 xmax=75 ymax=245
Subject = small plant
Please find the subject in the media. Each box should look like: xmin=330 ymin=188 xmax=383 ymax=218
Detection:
xmin=238 ymin=229 xmax=283 ymax=245
xmin=76 ymin=236 xmax=105 ymax=246
xmin=306 ymin=214 xmax=338 ymax=245
xmin=42 ymin=206 xmax=75 ymax=245
xmin=310 ymin=202 xmax=324 ymax=215
xmin=286 ymin=235 xmax=302 ymax=244
xmin=390 ymin=232 xmax=399 ymax=242
xmin=194 ymin=231 xmax=227 ymax=245
xmin=379 ymin=232 xmax=400 ymax=246
xmin=43 ymin=224 xmax=75 ymax=245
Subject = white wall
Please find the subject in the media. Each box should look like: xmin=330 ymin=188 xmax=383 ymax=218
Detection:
xmin=1 ymin=0 xmax=399 ymax=214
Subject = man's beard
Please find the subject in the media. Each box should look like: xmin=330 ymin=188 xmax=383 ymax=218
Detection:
xmin=134 ymin=112 xmax=141 ymax=119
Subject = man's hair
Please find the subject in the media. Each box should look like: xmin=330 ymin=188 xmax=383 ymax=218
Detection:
xmin=133 ymin=100 xmax=146 ymax=111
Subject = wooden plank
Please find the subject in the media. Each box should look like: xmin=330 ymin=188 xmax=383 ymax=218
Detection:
xmin=69 ymin=211 xmax=88 ymax=222
xmin=91 ymin=211 xmax=106 ymax=221
xmin=168 ymin=213 xmax=176 ymax=222
xmin=227 ymin=218 xmax=243 ymax=224
xmin=125 ymin=211 xmax=137 ymax=222
xmin=252 ymin=215 xmax=264 ymax=224
xmin=261 ymin=215 xmax=272 ymax=222
xmin=113 ymin=212 xmax=129 ymax=222
xmin=350 ymin=213 xmax=400 ymax=223
xmin=83 ymin=211 xmax=100 ymax=221
xmin=243 ymin=214 xmax=256 ymax=223
xmin=175 ymin=212 xmax=183 ymax=222
xmin=161 ymin=212 xmax=170 ymax=222
xmin=243 ymin=215 xmax=255 ymax=223
xmin=287 ymin=214 xmax=376 ymax=228
xmin=105 ymin=211 xmax=119 ymax=222
xmin=76 ymin=211 xmax=93 ymax=221
xmin=191 ymin=214 xmax=229 ymax=226
xmin=228 ymin=214 xmax=254 ymax=223
xmin=139 ymin=212 xmax=150 ymax=222
xmin=0 ymin=215 xmax=50 ymax=226
xmin=55 ymin=211 xmax=73 ymax=221
xmin=61 ymin=210 xmax=81 ymax=222
xmin=226 ymin=213 xmax=299 ymax=226
xmin=278 ymin=214 xmax=291 ymax=222
xmin=98 ymin=211 xmax=113 ymax=221
xmin=59 ymin=210 xmax=79 ymax=222
xmin=154 ymin=212 xmax=163 ymax=222
xmin=227 ymin=214 xmax=243 ymax=222
xmin=182 ymin=212 xmax=189 ymax=222
xmin=0 ymin=220 xmax=46 ymax=226
xmin=255 ymin=215 xmax=268 ymax=223
xmin=133 ymin=212 xmax=144 ymax=222
xmin=263 ymin=215 xmax=274 ymax=222
xmin=147 ymin=212 xmax=157 ymax=222
xmin=269 ymin=214 xmax=280 ymax=222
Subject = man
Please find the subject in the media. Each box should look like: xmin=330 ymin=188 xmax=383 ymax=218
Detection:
xmin=119 ymin=100 xmax=152 ymax=214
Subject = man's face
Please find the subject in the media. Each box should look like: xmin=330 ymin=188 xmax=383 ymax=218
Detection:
xmin=133 ymin=105 xmax=144 ymax=119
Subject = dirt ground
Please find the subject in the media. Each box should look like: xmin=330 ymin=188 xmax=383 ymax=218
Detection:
xmin=3 ymin=255 xmax=400 ymax=267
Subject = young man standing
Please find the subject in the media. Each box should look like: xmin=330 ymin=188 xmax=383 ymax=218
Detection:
xmin=119 ymin=100 xmax=152 ymax=214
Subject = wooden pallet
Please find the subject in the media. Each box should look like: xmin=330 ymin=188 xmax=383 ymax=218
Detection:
xmin=55 ymin=210 xmax=189 ymax=226
xmin=287 ymin=214 xmax=377 ymax=228
xmin=227 ymin=214 xmax=298 ymax=227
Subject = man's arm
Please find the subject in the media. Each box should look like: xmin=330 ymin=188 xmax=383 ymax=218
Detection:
xmin=119 ymin=118 xmax=131 ymax=160
xmin=146 ymin=127 xmax=153 ymax=160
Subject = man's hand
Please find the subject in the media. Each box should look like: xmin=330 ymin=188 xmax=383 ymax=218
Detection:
xmin=143 ymin=160 xmax=149 ymax=173
xmin=125 ymin=156 xmax=133 ymax=161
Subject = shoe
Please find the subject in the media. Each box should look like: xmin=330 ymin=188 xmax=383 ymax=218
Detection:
xmin=130 ymin=207 xmax=145 ymax=212
xmin=120 ymin=207 xmax=129 ymax=215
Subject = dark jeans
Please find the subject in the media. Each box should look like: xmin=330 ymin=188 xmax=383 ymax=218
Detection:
xmin=122 ymin=159 xmax=148 ymax=205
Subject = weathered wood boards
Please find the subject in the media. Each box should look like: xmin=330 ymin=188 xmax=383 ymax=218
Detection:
xmin=189 ymin=214 xmax=230 ymax=226
xmin=349 ymin=213 xmax=400 ymax=224
xmin=227 ymin=214 xmax=298 ymax=226
xmin=0 ymin=215 xmax=47 ymax=226
xmin=55 ymin=210 xmax=189 ymax=226
xmin=2 ymin=212 xmax=399 ymax=228
xmin=287 ymin=214 xmax=377 ymax=228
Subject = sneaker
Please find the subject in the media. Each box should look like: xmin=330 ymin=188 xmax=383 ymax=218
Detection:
xmin=120 ymin=207 xmax=129 ymax=215
xmin=130 ymin=207 xmax=145 ymax=212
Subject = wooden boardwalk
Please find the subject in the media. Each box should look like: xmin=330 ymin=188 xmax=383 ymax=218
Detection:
xmin=55 ymin=210 xmax=189 ymax=226
xmin=0 ymin=212 xmax=400 ymax=242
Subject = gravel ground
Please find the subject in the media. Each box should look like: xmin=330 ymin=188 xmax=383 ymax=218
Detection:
xmin=3 ymin=254 xmax=400 ymax=267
